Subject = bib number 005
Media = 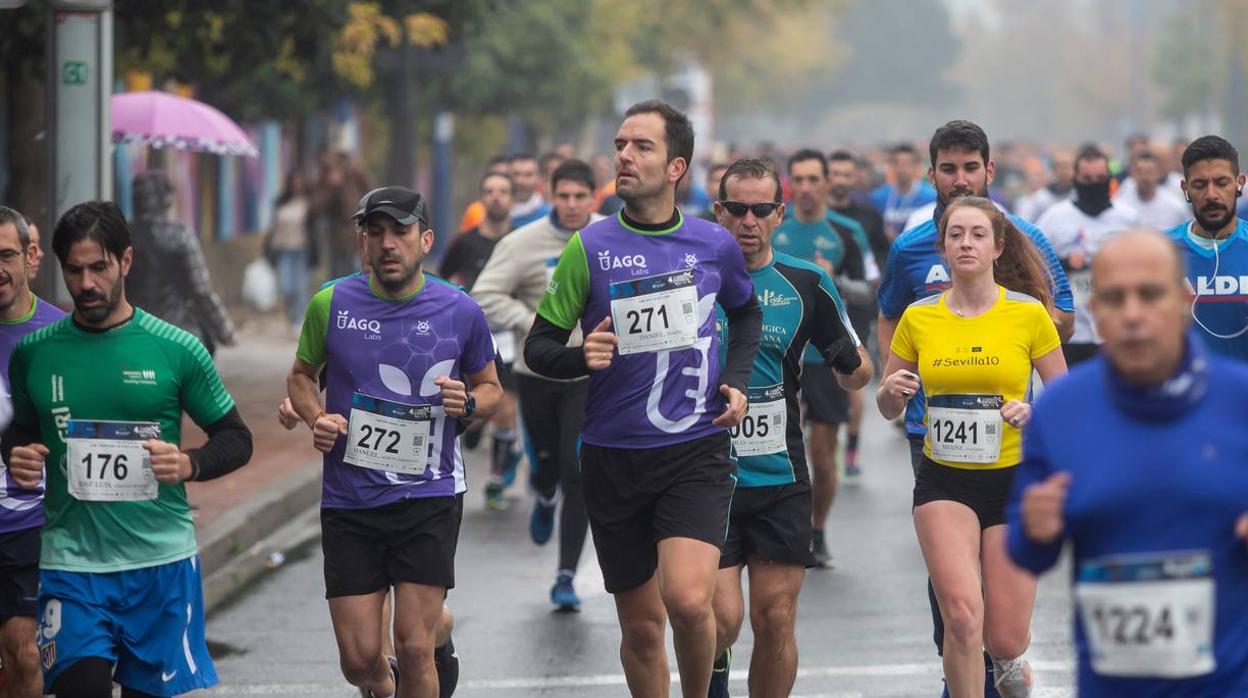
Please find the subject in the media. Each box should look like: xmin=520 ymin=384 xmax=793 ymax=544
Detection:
xmin=729 ymin=385 xmax=787 ymax=457
xmin=66 ymin=420 xmax=161 ymax=502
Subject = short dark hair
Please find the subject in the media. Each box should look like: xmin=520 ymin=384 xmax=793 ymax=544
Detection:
xmin=480 ymin=171 xmax=513 ymax=193
xmin=929 ymin=120 xmax=990 ymax=166
xmin=890 ymin=143 xmax=919 ymax=158
xmin=486 ymin=154 xmax=508 ymax=170
xmin=550 ymin=158 xmax=596 ymax=193
xmin=539 ymin=151 xmax=564 ymax=175
xmin=1074 ymin=143 xmax=1109 ymax=173
xmin=787 ymin=148 xmax=828 ymax=177
xmin=623 ymin=100 xmax=695 ymax=170
xmin=828 ymin=150 xmax=857 ymax=165
xmin=508 ymin=152 xmax=537 ymax=165
xmin=0 ymin=206 xmax=31 ymax=249
xmin=52 ymin=200 xmax=131 ymax=264
xmin=1131 ymin=151 xmax=1159 ymax=166
xmin=718 ymin=157 xmax=782 ymax=203
xmin=1181 ymin=135 xmax=1241 ymax=177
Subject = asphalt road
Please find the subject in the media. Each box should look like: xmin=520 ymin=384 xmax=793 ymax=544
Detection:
xmin=198 ymin=410 xmax=1077 ymax=697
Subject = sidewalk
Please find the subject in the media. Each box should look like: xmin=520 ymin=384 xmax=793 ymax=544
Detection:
xmin=182 ymin=321 xmax=324 ymax=608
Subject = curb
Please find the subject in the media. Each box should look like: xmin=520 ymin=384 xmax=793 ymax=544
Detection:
xmin=197 ymin=458 xmax=322 ymax=611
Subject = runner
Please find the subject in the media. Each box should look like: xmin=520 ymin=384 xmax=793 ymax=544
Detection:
xmin=472 ymin=158 xmax=603 ymax=611
xmin=876 ymin=120 xmax=1076 ymax=698
xmin=708 ymin=157 xmax=871 ymax=698
xmin=1035 ymin=144 xmax=1138 ymax=366
xmin=4 ymin=200 xmax=254 ymax=697
xmin=524 ymin=100 xmax=761 ymax=698
xmin=1112 ymin=151 xmax=1187 ymax=230
xmin=288 ymin=186 xmax=500 ymax=698
xmin=828 ymin=149 xmax=890 ymax=480
xmin=1162 ymin=135 xmax=1248 ymax=362
xmin=871 ymin=143 xmax=938 ymax=240
xmin=775 ymin=148 xmax=871 ymax=566
xmin=0 ymin=207 xmax=64 ymax=698
xmin=440 ymin=173 xmax=522 ymax=508
xmin=508 ymin=154 xmax=552 ymax=229
xmin=1008 ymin=229 xmax=1248 ymax=696
xmin=878 ymin=196 xmax=1066 ymax=698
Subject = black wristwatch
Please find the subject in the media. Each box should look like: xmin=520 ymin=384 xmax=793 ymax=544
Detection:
xmin=462 ymin=392 xmax=477 ymax=418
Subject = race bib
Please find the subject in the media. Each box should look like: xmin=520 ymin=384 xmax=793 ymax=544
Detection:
xmin=609 ymin=269 xmax=699 ymax=355
xmin=1070 ymin=269 xmax=1093 ymax=307
xmin=343 ymin=393 xmax=433 ymax=475
xmin=493 ymin=330 xmax=516 ymax=364
xmin=729 ymin=384 xmax=787 ymax=457
xmin=926 ymin=394 xmax=1003 ymax=464
xmin=1075 ymin=551 xmax=1215 ymax=678
xmin=66 ymin=420 xmax=160 ymax=502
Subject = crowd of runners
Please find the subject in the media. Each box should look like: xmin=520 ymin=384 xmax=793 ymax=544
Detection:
xmin=1 ymin=99 xmax=1247 ymax=698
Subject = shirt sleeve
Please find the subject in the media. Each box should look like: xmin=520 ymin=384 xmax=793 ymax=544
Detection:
xmin=471 ymin=235 xmax=536 ymax=332
xmin=1020 ymin=217 xmax=1075 ymax=313
xmin=179 ymin=336 xmax=237 ymax=428
xmin=6 ymin=342 xmax=35 ymax=432
xmin=717 ymin=229 xmax=755 ymax=310
xmin=812 ymin=267 xmax=860 ymax=351
xmin=296 ymin=285 xmax=334 ymax=366
xmin=1006 ymin=409 xmax=1065 ymax=574
xmin=877 ymin=238 xmax=912 ymax=319
xmin=461 ymin=298 xmax=497 ymax=376
xmin=535 ymin=233 xmax=590 ymax=330
xmin=1029 ymin=303 xmax=1062 ymax=358
xmin=890 ymin=310 xmax=918 ymax=362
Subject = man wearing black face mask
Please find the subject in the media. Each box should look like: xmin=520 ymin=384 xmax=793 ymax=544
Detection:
xmin=1036 ymin=144 xmax=1139 ymax=365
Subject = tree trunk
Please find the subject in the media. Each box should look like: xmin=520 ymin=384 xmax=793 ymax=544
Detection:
xmin=383 ymin=43 xmax=417 ymax=188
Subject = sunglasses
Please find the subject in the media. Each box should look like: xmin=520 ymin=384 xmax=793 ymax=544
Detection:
xmin=720 ymin=201 xmax=781 ymax=218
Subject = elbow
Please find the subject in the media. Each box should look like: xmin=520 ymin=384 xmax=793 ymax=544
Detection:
xmin=1054 ymin=311 xmax=1075 ymax=343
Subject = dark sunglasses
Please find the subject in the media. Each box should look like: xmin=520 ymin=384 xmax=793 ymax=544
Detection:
xmin=720 ymin=201 xmax=781 ymax=218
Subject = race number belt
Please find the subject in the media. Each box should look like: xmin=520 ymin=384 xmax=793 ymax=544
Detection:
xmin=343 ymin=393 xmax=433 ymax=475
xmin=1075 ymin=550 xmax=1215 ymax=678
xmin=926 ymin=394 xmax=1003 ymax=464
xmin=66 ymin=420 xmax=160 ymax=502
xmin=730 ymin=384 xmax=787 ymax=457
xmin=609 ymin=269 xmax=699 ymax=355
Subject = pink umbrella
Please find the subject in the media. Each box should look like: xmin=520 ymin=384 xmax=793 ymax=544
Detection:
xmin=111 ymin=90 xmax=258 ymax=158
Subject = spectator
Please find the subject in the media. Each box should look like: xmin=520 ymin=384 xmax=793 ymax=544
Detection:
xmin=266 ymin=169 xmax=317 ymax=334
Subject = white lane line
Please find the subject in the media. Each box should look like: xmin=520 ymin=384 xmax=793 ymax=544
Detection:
xmin=200 ymin=659 xmax=1075 ymax=694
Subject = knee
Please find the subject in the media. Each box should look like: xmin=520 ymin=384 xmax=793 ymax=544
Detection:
xmin=338 ymin=646 xmax=383 ymax=684
xmin=395 ymin=633 xmax=435 ymax=671
xmin=662 ymin=587 xmax=714 ymax=631
xmin=619 ymin=613 xmax=666 ymax=657
xmin=939 ymin=595 xmax=983 ymax=647
xmin=750 ymin=596 xmax=797 ymax=640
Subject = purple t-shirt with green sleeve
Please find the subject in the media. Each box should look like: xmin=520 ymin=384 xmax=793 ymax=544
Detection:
xmin=536 ymin=211 xmax=754 ymax=449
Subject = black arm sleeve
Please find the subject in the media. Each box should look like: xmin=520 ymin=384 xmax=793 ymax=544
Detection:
xmin=523 ymin=315 xmax=591 ymax=379
xmin=1 ymin=421 xmax=42 ymax=465
xmin=719 ymin=294 xmax=762 ymax=393
xmin=186 ymin=407 xmax=253 ymax=482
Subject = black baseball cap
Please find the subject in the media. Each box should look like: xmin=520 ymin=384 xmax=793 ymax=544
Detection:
xmin=351 ymin=186 xmax=429 ymax=227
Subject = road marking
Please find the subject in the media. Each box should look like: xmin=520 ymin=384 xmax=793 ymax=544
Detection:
xmin=200 ymin=659 xmax=1075 ymax=694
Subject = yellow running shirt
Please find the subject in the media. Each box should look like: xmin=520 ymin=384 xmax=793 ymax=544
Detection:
xmin=891 ymin=286 xmax=1060 ymax=470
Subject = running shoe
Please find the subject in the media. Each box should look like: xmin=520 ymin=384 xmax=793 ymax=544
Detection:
xmin=530 ymin=496 xmax=556 ymax=545
xmin=938 ymin=662 xmax=1003 ymax=698
xmin=359 ymin=656 xmax=400 ymax=698
xmin=435 ymin=637 xmax=459 ymax=698
xmin=991 ymin=655 xmax=1029 ymax=698
xmin=811 ymin=530 xmax=833 ymax=569
xmin=708 ymin=647 xmax=731 ymax=698
xmin=551 ymin=572 xmax=581 ymax=612
xmin=844 ymin=448 xmax=862 ymax=479
xmin=485 ymin=481 xmax=506 ymax=511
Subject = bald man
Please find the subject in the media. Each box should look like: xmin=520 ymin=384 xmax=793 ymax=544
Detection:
xmin=1006 ymin=230 xmax=1248 ymax=697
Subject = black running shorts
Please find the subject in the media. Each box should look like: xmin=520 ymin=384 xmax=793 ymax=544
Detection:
xmin=720 ymin=480 xmax=814 ymax=569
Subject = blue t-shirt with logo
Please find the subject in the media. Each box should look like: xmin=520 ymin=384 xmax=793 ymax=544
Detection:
xmin=1165 ymin=218 xmax=1248 ymax=362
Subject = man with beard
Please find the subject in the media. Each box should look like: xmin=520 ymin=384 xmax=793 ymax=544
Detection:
xmin=1037 ymin=145 xmax=1138 ymax=366
xmin=440 ymin=174 xmax=522 ymax=508
xmin=289 ymin=186 xmax=500 ymax=698
xmin=0 ymin=207 xmax=63 ymax=698
xmin=1164 ymin=135 xmax=1248 ymax=362
xmin=876 ymin=120 xmax=1074 ymax=698
xmin=4 ymin=201 xmax=253 ymax=697
xmin=525 ymin=100 xmax=761 ymax=698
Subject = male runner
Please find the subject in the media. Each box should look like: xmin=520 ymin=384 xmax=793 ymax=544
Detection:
xmin=0 ymin=207 xmax=64 ymax=698
xmin=876 ymin=120 xmax=1075 ymax=697
xmin=1113 ymin=151 xmax=1187 ymax=230
xmin=775 ymin=149 xmax=871 ymax=566
xmin=440 ymin=173 xmax=521 ymax=507
xmin=1163 ymin=135 xmax=1248 ymax=362
xmin=289 ymin=186 xmax=500 ymax=698
xmin=1009 ymin=230 xmax=1248 ymax=696
xmin=1036 ymin=144 xmax=1137 ymax=366
xmin=5 ymin=201 xmax=253 ymax=697
xmin=509 ymin=154 xmax=551 ymax=229
xmin=472 ymin=158 xmax=603 ymax=610
xmin=525 ymin=100 xmax=761 ymax=698
xmin=708 ymin=158 xmax=871 ymax=698
xmin=871 ymin=143 xmax=938 ymax=240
